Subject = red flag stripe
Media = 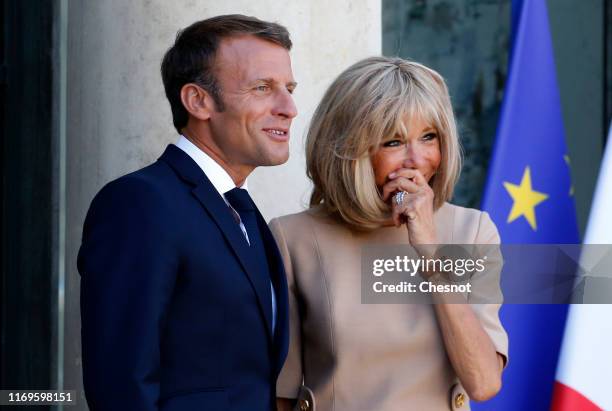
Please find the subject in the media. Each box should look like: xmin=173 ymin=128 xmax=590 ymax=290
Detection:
xmin=551 ymin=381 xmax=603 ymax=411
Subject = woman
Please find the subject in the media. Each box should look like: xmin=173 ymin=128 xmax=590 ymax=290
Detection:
xmin=272 ymin=57 xmax=508 ymax=411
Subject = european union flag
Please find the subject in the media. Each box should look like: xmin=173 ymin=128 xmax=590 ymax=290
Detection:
xmin=477 ymin=0 xmax=580 ymax=410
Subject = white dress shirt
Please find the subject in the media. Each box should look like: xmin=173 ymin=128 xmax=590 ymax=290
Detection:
xmin=175 ymin=135 xmax=276 ymax=333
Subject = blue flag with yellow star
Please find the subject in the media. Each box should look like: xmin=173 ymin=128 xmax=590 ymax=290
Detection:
xmin=477 ymin=0 xmax=580 ymax=410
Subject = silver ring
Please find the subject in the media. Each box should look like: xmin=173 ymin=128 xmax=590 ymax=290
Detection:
xmin=394 ymin=191 xmax=406 ymax=206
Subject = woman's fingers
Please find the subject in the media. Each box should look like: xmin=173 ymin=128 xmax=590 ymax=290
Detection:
xmin=391 ymin=200 xmax=406 ymax=227
xmin=382 ymin=177 xmax=419 ymax=201
xmin=391 ymin=192 xmax=417 ymax=226
xmin=382 ymin=169 xmax=434 ymax=229
xmin=389 ymin=168 xmax=428 ymax=186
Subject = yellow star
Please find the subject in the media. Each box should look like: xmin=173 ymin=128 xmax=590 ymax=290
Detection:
xmin=503 ymin=167 xmax=549 ymax=231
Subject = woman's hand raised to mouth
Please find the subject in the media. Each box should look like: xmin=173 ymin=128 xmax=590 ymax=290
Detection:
xmin=382 ymin=167 xmax=438 ymax=250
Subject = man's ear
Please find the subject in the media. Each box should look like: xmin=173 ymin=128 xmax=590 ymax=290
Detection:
xmin=180 ymin=83 xmax=214 ymax=121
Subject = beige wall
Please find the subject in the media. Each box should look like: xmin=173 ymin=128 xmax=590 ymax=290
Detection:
xmin=64 ymin=1 xmax=381 ymax=407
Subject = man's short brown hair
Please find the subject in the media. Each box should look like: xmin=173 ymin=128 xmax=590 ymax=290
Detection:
xmin=161 ymin=15 xmax=292 ymax=133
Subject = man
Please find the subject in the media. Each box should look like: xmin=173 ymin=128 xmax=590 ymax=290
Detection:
xmin=78 ymin=15 xmax=297 ymax=411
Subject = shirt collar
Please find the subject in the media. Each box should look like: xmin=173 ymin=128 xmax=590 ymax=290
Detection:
xmin=174 ymin=135 xmax=248 ymax=196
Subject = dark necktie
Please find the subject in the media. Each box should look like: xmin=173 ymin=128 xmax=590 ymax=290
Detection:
xmin=225 ymin=188 xmax=275 ymax=331
xmin=225 ymin=188 xmax=259 ymax=244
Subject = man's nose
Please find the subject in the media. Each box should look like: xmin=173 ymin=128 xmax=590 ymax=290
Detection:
xmin=272 ymin=90 xmax=298 ymax=119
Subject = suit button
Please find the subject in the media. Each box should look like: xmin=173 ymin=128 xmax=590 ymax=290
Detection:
xmin=299 ymin=399 xmax=310 ymax=411
xmin=454 ymin=392 xmax=465 ymax=408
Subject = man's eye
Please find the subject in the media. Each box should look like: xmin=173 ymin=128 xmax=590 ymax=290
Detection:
xmin=422 ymin=132 xmax=438 ymax=141
xmin=255 ymin=85 xmax=270 ymax=92
xmin=383 ymin=139 xmax=402 ymax=147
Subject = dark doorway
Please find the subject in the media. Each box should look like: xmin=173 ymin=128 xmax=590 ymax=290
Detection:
xmin=1 ymin=0 xmax=54 ymax=400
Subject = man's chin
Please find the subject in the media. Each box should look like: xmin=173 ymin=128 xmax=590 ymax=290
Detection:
xmin=261 ymin=151 xmax=290 ymax=167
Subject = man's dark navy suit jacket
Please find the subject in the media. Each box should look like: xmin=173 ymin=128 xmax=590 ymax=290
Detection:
xmin=78 ymin=145 xmax=289 ymax=411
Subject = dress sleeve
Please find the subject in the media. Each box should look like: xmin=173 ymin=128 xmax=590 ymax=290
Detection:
xmin=269 ymin=218 xmax=304 ymax=398
xmin=470 ymin=211 xmax=509 ymax=367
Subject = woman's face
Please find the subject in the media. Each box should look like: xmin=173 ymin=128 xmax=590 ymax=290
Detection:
xmin=371 ymin=114 xmax=442 ymax=190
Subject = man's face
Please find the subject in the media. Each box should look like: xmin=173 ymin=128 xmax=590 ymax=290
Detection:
xmin=208 ymin=35 xmax=297 ymax=171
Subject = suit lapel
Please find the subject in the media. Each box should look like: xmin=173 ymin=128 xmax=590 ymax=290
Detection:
xmin=159 ymin=145 xmax=274 ymax=338
xmin=191 ymin=184 xmax=274 ymax=337
xmin=255 ymin=209 xmax=289 ymax=373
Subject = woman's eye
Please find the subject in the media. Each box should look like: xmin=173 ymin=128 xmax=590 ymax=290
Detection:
xmin=422 ymin=132 xmax=438 ymax=141
xmin=383 ymin=139 xmax=402 ymax=147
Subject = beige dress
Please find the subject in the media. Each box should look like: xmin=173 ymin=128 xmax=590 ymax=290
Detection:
xmin=270 ymin=202 xmax=508 ymax=411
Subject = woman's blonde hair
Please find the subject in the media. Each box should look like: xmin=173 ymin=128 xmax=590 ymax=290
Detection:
xmin=306 ymin=56 xmax=462 ymax=230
